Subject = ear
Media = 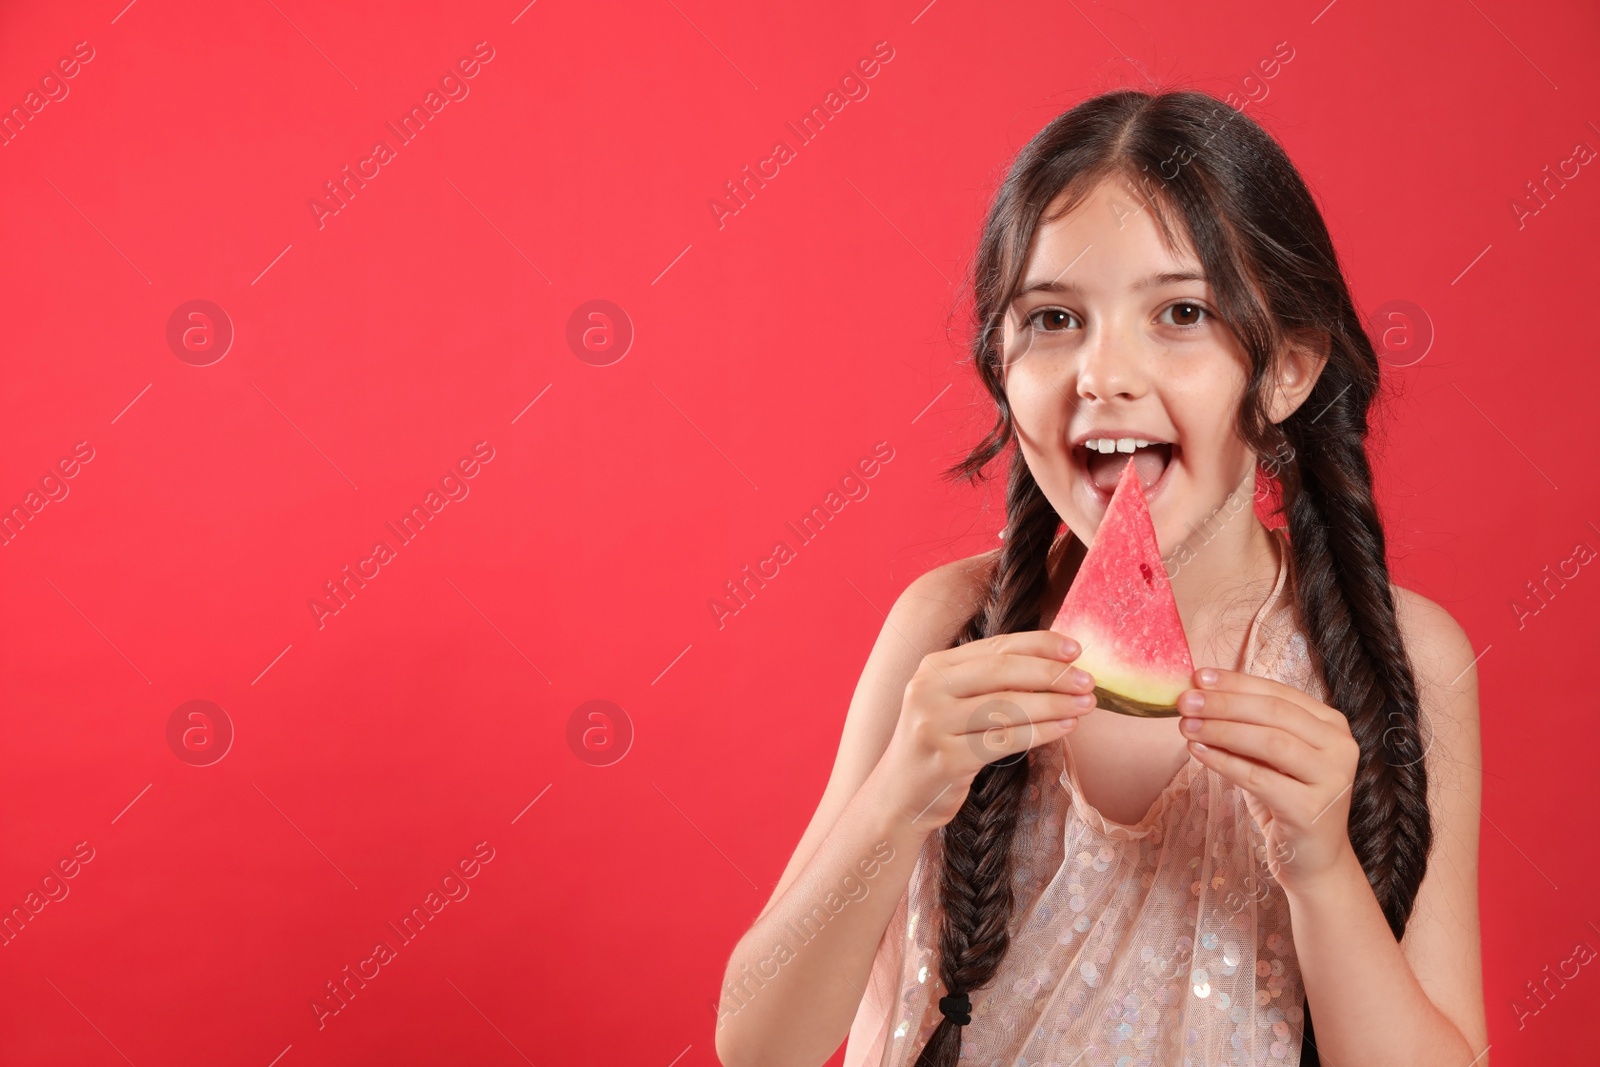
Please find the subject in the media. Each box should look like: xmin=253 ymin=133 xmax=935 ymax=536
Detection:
xmin=1268 ymin=331 xmax=1331 ymax=424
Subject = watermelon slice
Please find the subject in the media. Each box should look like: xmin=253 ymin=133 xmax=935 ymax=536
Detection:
xmin=1049 ymin=459 xmax=1194 ymax=717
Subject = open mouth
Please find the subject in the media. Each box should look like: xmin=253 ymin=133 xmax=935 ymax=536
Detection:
xmin=1075 ymin=436 xmax=1177 ymax=504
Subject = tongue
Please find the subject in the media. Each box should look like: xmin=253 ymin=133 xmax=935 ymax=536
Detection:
xmin=1087 ymin=447 xmax=1169 ymax=492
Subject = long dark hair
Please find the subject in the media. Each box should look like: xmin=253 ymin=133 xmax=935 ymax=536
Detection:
xmin=915 ymin=88 xmax=1431 ymax=1066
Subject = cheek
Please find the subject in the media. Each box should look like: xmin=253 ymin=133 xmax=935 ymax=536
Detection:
xmin=1004 ymin=371 xmax=1073 ymax=445
xmin=1168 ymin=371 xmax=1250 ymax=462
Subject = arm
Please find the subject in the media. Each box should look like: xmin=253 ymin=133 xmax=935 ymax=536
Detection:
xmin=713 ymin=559 xmax=985 ymax=1067
xmin=1282 ymin=588 xmax=1488 ymax=1065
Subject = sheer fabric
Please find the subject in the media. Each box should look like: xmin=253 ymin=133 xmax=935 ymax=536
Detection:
xmin=844 ymin=528 xmax=1324 ymax=1067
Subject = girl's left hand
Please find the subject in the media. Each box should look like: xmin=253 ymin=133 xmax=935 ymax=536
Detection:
xmin=1177 ymin=667 xmax=1361 ymax=897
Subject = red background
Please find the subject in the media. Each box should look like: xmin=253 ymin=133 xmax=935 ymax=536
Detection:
xmin=1 ymin=0 xmax=1596 ymax=1063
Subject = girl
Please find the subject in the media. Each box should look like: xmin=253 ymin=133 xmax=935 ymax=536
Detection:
xmin=714 ymin=89 xmax=1485 ymax=1067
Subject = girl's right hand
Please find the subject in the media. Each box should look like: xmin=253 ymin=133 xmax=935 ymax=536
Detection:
xmin=873 ymin=630 xmax=1097 ymax=835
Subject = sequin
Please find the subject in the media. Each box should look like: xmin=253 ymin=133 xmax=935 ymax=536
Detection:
xmin=1200 ymin=932 xmax=1219 ymax=950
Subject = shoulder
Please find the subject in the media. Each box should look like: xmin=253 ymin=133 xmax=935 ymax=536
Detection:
xmin=1385 ymin=583 xmax=1481 ymax=780
xmin=1388 ymin=584 xmax=1481 ymax=714
xmin=888 ymin=548 xmax=998 ymax=642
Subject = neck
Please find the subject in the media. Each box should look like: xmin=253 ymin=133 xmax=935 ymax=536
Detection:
xmin=1165 ymin=490 xmax=1285 ymax=671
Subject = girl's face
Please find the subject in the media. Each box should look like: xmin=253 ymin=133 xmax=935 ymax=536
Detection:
xmin=999 ymin=176 xmax=1259 ymax=556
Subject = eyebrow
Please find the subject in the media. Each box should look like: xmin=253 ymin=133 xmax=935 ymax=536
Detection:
xmin=1012 ymin=270 xmax=1207 ymax=300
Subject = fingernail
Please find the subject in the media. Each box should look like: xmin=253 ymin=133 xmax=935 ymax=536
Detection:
xmin=1181 ymin=717 xmax=1201 ymax=733
xmin=1059 ymin=636 xmax=1079 ymax=658
xmin=1072 ymin=694 xmax=1096 ymax=709
xmin=1070 ymin=668 xmax=1092 ymax=688
xmin=1062 ymin=717 xmax=1078 ymax=732
xmin=1179 ymin=690 xmax=1204 ymax=712
xmin=1197 ymin=668 xmax=1218 ymax=686
xmin=1190 ymin=740 xmax=1209 ymax=752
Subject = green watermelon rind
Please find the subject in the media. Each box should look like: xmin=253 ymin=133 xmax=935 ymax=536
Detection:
xmin=1071 ymin=617 xmax=1190 ymax=714
xmin=1091 ymin=687 xmax=1183 ymax=718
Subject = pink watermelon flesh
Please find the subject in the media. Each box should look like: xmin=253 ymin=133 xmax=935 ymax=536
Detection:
xmin=1049 ymin=459 xmax=1194 ymax=717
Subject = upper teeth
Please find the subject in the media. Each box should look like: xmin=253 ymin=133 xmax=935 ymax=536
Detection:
xmin=1085 ymin=437 xmax=1159 ymax=453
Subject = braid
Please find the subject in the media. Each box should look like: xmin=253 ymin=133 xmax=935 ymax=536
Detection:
xmin=1280 ymin=374 xmax=1433 ymax=941
xmin=919 ymin=86 xmax=1437 ymax=1065
xmin=914 ymin=455 xmax=1062 ymax=1066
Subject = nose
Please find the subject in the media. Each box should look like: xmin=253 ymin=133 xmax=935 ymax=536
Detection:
xmin=1074 ymin=325 xmax=1147 ymax=403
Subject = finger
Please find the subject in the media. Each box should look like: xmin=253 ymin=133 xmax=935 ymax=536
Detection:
xmin=942 ymin=629 xmax=1080 ymax=669
xmin=952 ymin=690 xmax=1098 ymax=737
xmin=1193 ymin=667 xmax=1343 ymax=727
xmin=1186 ymin=738 xmax=1300 ymax=809
xmin=955 ymin=693 xmax=1085 ymax=767
xmin=1179 ymin=717 xmax=1321 ymax=784
xmin=1175 ymin=687 xmax=1332 ymax=749
xmin=942 ymin=651 xmax=1097 ymax=699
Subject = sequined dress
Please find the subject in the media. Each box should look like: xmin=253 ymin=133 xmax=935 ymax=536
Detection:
xmin=843 ymin=528 xmax=1323 ymax=1067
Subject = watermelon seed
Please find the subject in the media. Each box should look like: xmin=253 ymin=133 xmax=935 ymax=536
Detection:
xmin=1139 ymin=562 xmax=1153 ymax=586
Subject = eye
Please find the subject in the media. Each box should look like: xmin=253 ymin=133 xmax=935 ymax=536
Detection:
xmin=1160 ymin=301 xmax=1211 ymax=328
xmin=1025 ymin=306 xmax=1079 ymax=332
